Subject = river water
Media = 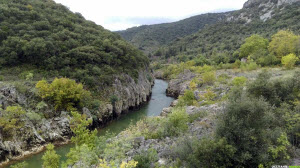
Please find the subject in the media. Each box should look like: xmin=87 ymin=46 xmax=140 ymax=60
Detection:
xmin=8 ymin=79 xmax=174 ymax=168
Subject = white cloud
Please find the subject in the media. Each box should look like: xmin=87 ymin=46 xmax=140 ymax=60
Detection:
xmin=53 ymin=0 xmax=248 ymax=31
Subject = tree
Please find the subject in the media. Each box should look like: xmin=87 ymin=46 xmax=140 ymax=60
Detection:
xmin=268 ymin=30 xmax=299 ymax=58
xmin=36 ymin=78 xmax=91 ymax=111
xmin=42 ymin=144 xmax=60 ymax=168
xmin=69 ymin=111 xmax=97 ymax=149
xmin=216 ymin=89 xmax=290 ymax=167
xmin=239 ymin=34 xmax=269 ymax=59
xmin=281 ymin=53 xmax=299 ymax=69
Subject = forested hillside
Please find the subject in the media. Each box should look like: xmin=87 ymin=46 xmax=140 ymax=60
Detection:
xmin=117 ymin=13 xmax=227 ymax=54
xmin=160 ymin=0 xmax=300 ymax=63
xmin=0 ymin=0 xmax=148 ymax=86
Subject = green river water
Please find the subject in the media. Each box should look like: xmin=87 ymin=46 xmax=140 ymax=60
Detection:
xmin=8 ymin=79 xmax=174 ymax=168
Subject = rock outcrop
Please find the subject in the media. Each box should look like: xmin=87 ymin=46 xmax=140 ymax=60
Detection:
xmin=0 ymin=70 xmax=154 ymax=164
xmin=166 ymin=70 xmax=196 ymax=98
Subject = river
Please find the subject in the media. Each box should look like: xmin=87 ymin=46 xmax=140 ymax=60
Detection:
xmin=8 ymin=79 xmax=174 ymax=168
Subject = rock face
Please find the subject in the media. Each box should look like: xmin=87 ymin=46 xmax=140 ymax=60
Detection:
xmin=243 ymin=0 xmax=299 ymax=8
xmin=94 ymin=71 xmax=154 ymax=124
xmin=0 ymin=70 xmax=154 ymax=164
xmin=166 ymin=70 xmax=196 ymax=98
xmin=226 ymin=0 xmax=300 ymax=22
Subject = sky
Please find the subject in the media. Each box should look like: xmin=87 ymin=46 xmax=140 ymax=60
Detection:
xmin=53 ymin=0 xmax=248 ymax=31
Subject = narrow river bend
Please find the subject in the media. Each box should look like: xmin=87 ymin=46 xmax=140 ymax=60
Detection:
xmin=9 ymin=79 xmax=174 ymax=168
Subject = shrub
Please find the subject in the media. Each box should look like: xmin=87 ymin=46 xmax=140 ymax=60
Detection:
xmin=171 ymin=136 xmax=236 ymax=168
xmin=200 ymin=89 xmax=217 ymax=105
xmin=178 ymin=89 xmax=197 ymax=106
xmin=25 ymin=72 xmax=34 ymax=81
xmin=216 ymin=89 xmax=289 ymax=167
xmin=36 ymin=101 xmax=48 ymax=110
xmin=201 ymin=71 xmax=216 ymax=85
xmin=189 ymin=81 xmax=197 ymax=90
xmin=0 ymin=105 xmax=26 ymax=137
xmin=36 ymin=78 xmax=91 ymax=111
xmin=26 ymin=111 xmax=42 ymax=124
xmin=165 ymin=107 xmax=189 ymax=136
xmin=281 ymin=53 xmax=299 ymax=69
xmin=133 ymin=148 xmax=158 ymax=168
xmin=217 ymin=74 xmax=231 ymax=84
xmin=240 ymin=61 xmax=259 ymax=71
xmin=233 ymin=59 xmax=241 ymax=69
xmin=0 ymin=75 xmax=4 ymax=81
xmin=231 ymin=76 xmax=247 ymax=86
xmin=248 ymin=71 xmax=300 ymax=107
xmin=42 ymin=144 xmax=60 ymax=168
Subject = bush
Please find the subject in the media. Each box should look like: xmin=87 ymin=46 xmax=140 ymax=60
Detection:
xmin=199 ymin=89 xmax=217 ymax=105
xmin=133 ymin=148 xmax=158 ymax=168
xmin=178 ymin=89 xmax=197 ymax=106
xmin=231 ymin=76 xmax=247 ymax=86
xmin=248 ymin=71 xmax=300 ymax=107
xmin=216 ymin=88 xmax=289 ymax=167
xmin=281 ymin=53 xmax=299 ymax=69
xmin=26 ymin=111 xmax=42 ymax=124
xmin=217 ymin=73 xmax=231 ymax=84
xmin=36 ymin=78 xmax=91 ymax=111
xmin=171 ymin=136 xmax=236 ymax=168
xmin=0 ymin=105 xmax=26 ymax=137
xmin=201 ymin=71 xmax=216 ymax=85
xmin=25 ymin=72 xmax=34 ymax=81
xmin=165 ymin=107 xmax=189 ymax=136
xmin=0 ymin=75 xmax=4 ymax=81
xmin=240 ymin=61 xmax=259 ymax=71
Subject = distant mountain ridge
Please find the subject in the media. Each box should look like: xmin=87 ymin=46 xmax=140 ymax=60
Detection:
xmin=117 ymin=12 xmax=229 ymax=54
xmin=118 ymin=0 xmax=300 ymax=60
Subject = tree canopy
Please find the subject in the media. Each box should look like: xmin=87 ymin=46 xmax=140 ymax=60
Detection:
xmin=0 ymin=0 xmax=149 ymax=86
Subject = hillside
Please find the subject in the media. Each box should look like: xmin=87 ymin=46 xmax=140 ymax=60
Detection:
xmin=159 ymin=0 xmax=300 ymax=62
xmin=0 ymin=0 xmax=149 ymax=87
xmin=117 ymin=13 xmax=227 ymax=54
xmin=0 ymin=0 xmax=154 ymax=165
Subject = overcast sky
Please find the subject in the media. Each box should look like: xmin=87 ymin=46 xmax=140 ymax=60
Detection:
xmin=53 ymin=0 xmax=248 ymax=31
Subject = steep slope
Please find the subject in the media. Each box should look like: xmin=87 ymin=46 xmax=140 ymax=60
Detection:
xmin=0 ymin=0 xmax=149 ymax=87
xmin=0 ymin=0 xmax=154 ymax=164
xmin=117 ymin=13 xmax=228 ymax=54
xmin=162 ymin=0 xmax=300 ymax=61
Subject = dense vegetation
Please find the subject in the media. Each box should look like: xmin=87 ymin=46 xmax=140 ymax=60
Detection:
xmin=155 ymin=2 xmax=300 ymax=63
xmin=117 ymin=13 xmax=227 ymax=54
xmin=0 ymin=0 xmax=149 ymax=86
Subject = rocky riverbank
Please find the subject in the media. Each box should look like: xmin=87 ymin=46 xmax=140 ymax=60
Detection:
xmin=0 ymin=70 xmax=154 ymax=166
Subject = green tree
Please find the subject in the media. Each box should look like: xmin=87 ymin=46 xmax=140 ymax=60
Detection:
xmin=281 ymin=53 xmax=299 ymax=69
xmin=268 ymin=30 xmax=299 ymax=58
xmin=36 ymin=78 xmax=91 ymax=111
xmin=239 ymin=34 xmax=269 ymax=59
xmin=217 ymin=89 xmax=289 ymax=167
xmin=42 ymin=144 xmax=60 ymax=168
xmin=69 ymin=111 xmax=97 ymax=149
